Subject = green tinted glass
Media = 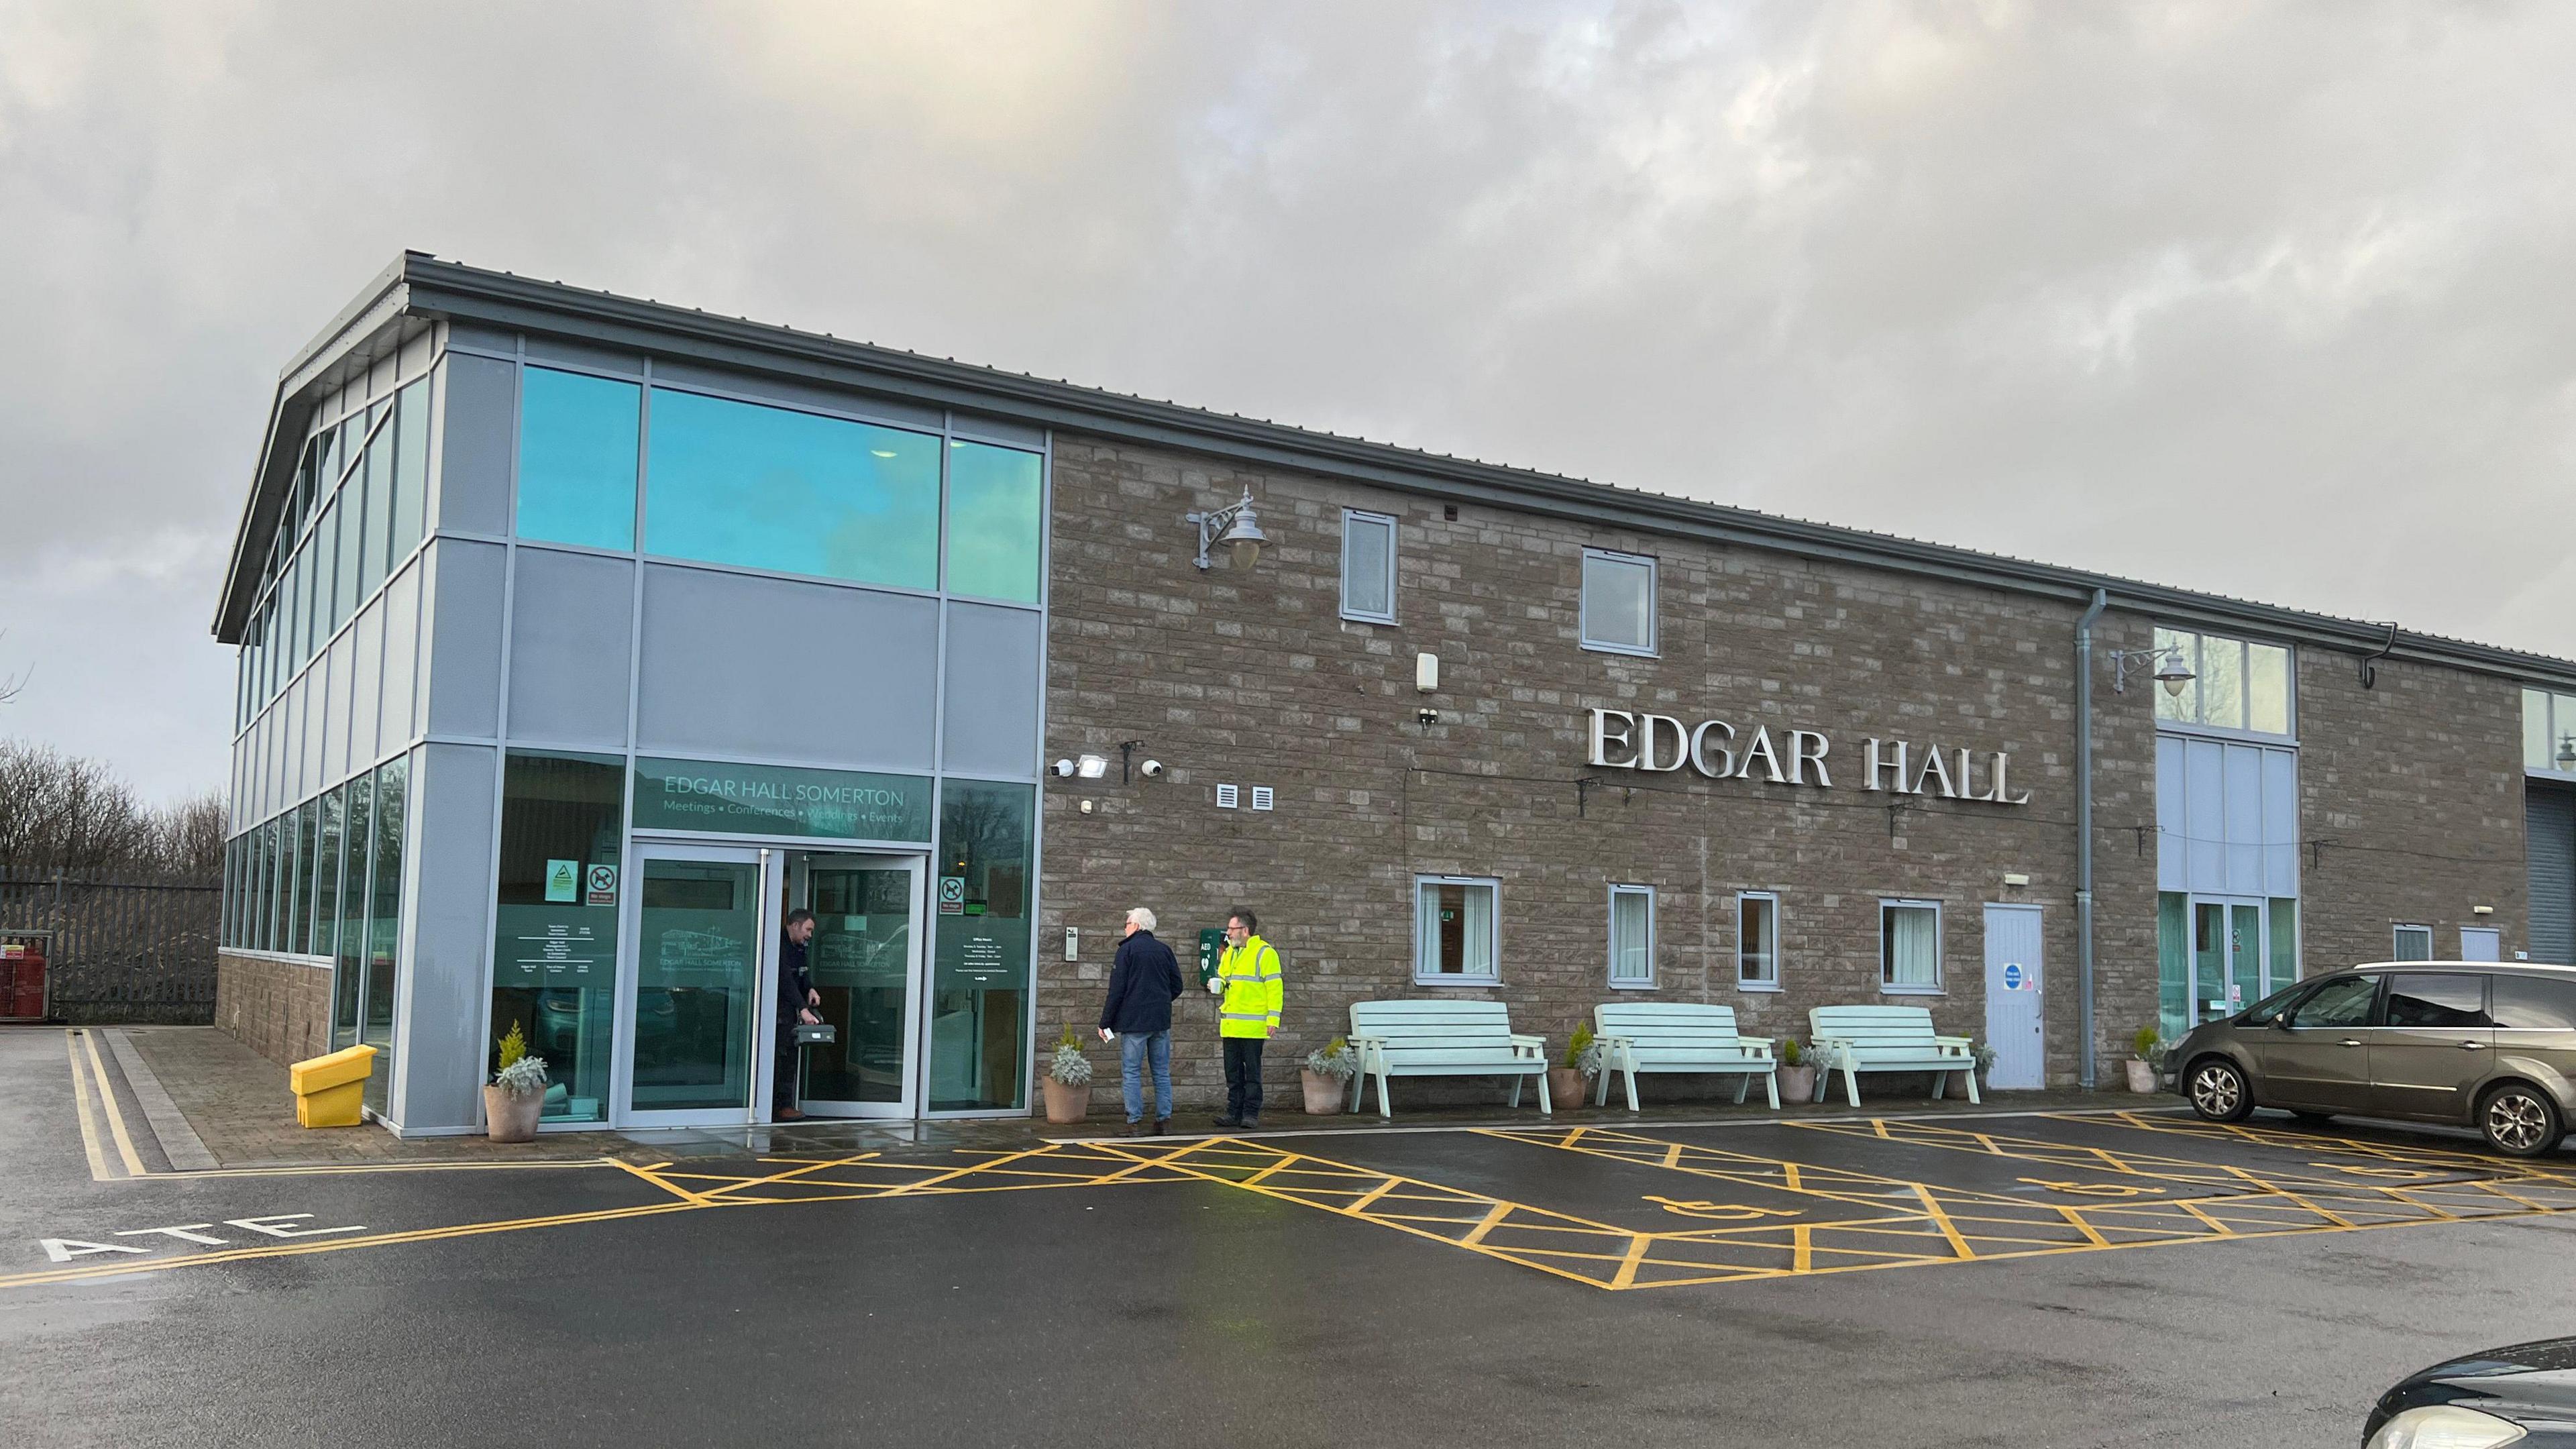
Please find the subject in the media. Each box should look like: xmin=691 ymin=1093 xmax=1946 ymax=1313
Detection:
xmin=645 ymin=388 xmax=938 ymax=588
xmin=518 ymin=368 xmax=640 ymax=551
xmin=945 ymin=441 xmax=1042 ymax=602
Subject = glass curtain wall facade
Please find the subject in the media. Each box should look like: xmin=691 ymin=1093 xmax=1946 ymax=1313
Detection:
xmin=221 ymin=332 xmax=437 ymax=1124
xmin=474 ymin=350 xmax=1049 ymax=1121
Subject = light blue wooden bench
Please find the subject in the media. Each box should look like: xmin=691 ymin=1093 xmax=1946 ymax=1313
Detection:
xmin=1807 ymin=1005 xmax=1979 ymax=1107
xmin=1592 ymin=1002 xmax=1779 ymax=1111
xmin=1346 ymin=1000 xmax=1551 ymax=1118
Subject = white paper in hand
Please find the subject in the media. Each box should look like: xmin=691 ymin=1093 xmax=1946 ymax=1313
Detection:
xmin=1208 ymin=976 xmax=1224 ymax=995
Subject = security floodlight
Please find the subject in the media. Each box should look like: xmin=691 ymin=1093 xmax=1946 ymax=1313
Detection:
xmin=1075 ymin=754 xmax=1110 ymax=780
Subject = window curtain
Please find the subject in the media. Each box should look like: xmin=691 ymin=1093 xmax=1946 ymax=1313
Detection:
xmin=1884 ymin=907 xmax=1938 ymax=986
xmin=1611 ymin=892 xmax=1650 ymax=981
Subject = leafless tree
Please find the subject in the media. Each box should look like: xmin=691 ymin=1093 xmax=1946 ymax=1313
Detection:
xmin=0 ymin=739 xmax=224 ymax=881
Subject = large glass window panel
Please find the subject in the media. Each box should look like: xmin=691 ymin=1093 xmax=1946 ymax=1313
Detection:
xmin=389 ymin=379 xmax=429 ymax=566
xmin=2528 ymin=690 xmax=2555 ymax=772
xmin=258 ymin=818 xmax=280 ymax=952
xmin=312 ymin=785 xmax=344 ymax=965
xmin=488 ymin=751 xmax=625 ymax=1123
xmin=803 ymin=863 xmax=914 ymax=1104
xmin=1880 ymin=902 xmax=1940 ymax=989
xmin=332 ymin=776 xmax=370 ymax=1051
xmin=1340 ymin=509 xmax=1396 ymax=623
xmin=517 ymin=368 xmax=640 ymax=551
xmin=2246 ymin=644 xmax=2290 ymax=735
xmin=1580 ymin=550 xmax=1656 ymax=654
xmin=289 ymin=801 xmax=316 ymax=955
xmin=645 ymin=389 xmax=939 ymax=589
xmin=333 ymin=457 xmax=364 ymax=627
xmin=2556 ymin=694 xmax=2576 ymax=771
xmin=2267 ymin=898 xmax=2299 ymax=997
xmin=358 ymin=412 xmax=391 ymax=602
xmin=1414 ymin=877 xmax=1499 ymax=981
xmin=364 ymin=756 xmax=407 ymax=1116
xmin=283 ymin=551 xmax=307 ymax=669
xmin=945 ymin=441 xmax=1042 ymax=602
xmin=1609 ymin=885 xmax=1653 ymax=985
xmin=633 ymin=857 xmax=761 ymax=1112
xmin=2153 ymin=627 xmax=2196 ymax=722
xmin=2157 ymin=892 xmax=2189 ymax=1042
xmin=928 ymin=780 xmax=1034 ymax=1111
xmin=2199 ymin=636 xmax=2245 ymax=731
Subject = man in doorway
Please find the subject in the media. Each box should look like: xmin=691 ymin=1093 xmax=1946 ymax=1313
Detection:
xmin=776 ymin=907 xmax=822 ymax=1122
xmin=1209 ymin=908 xmax=1281 ymax=1130
xmin=1098 ymin=906 xmax=1184 ymax=1136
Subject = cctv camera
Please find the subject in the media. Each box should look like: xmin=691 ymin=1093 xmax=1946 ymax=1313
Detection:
xmin=1139 ymin=759 xmax=1164 ymax=778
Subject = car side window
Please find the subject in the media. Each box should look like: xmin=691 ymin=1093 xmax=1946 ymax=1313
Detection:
xmin=2493 ymin=975 xmax=2576 ymax=1030
xmin=2240 ymin=981 xmax=2316 ymax=1027
xmin=2384 ymin=973 xmax=2491 ymax=1029
xmin=2286 ymin=975 xmax=2377 ymax=1028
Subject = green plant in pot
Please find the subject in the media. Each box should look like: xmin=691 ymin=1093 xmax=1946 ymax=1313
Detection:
xmin=1548 ymin=1023 xmax=1597 ymax=1110
xmin=1041 ymin=1025 xmax=1093 ymax=1125
xmin=1301 ymin=1036 xmax=1359 ymax=1115
xmin=1776 ymin=1036 xmax=1819 ymax=1105
xmin=2125 ymin=1026 xmax=2163 ymax=1093
xmin=485 ymin=1022 xmax=549 ymax=1143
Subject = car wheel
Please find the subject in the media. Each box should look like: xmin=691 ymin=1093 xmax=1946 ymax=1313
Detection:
xmin=2479 ymin=1083 xmax=2565 ymax=1159
xmin=2187 ymin=1058 xmax=2254 ymax=1123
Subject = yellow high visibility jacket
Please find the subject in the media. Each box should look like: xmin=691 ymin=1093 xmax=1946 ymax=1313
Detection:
xmin=1216 ymin=935 xmax=1283 ymax=1040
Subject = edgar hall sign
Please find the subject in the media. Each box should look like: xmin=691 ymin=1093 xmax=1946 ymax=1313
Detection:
xmin=1585 ymin=708 xmax=2032 ymax=806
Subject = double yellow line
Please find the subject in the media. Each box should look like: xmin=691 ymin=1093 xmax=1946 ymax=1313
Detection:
xmin=64 ymin=1029 xmax=144 ymax=1179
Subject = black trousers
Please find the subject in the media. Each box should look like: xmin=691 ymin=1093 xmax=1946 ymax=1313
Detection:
xmin=1223 ymin=1037 xmax=1265 ymax=1122
xmin=773 ymin=1031 xmax=800 ymax=1114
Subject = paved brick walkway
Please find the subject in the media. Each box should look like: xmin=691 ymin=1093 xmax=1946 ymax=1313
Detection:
xmin=110 ymin=1026 xmax=2157 ymax=1169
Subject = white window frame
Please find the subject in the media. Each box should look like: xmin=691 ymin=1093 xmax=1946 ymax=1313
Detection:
xmin=1607 ymin=884 xmax=1656 ymax=989
xmin=1339 ymin=508 xmax=1397 ymax=625
xmin=2392 ymin=923 xmax=2434 ymax=962
xmin=2524 ymin=688 xmax=2576 ymax=780
xmin=1880 ymin=898 xmax=1944 ymax=994
xmin=1413 ymin=874 xmax=1501 ymax=985
xmin=1736 ymin=891 xmax=1781 ymax=991
xmin=1578 ymin=547 xmax=1658 ymax=657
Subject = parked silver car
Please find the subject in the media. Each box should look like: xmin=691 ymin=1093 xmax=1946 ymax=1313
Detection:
xmin=2171 ymin=962 xmax=2576 ymax=1157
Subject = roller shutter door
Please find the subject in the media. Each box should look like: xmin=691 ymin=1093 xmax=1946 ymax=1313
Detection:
xmin=2531 ymin=786 xmax=2576 ymax=965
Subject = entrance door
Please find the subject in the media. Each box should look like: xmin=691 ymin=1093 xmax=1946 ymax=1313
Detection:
xmin=617 ymin=845 xmax=775 ymax=1126
xmin=1982 ymin=904 xmax=2045 ymax=1089
xmin=2189 ymin=898 xmax=2273 ymax=1025
xmin=792 ymin=853 xmax=926 ymax=1119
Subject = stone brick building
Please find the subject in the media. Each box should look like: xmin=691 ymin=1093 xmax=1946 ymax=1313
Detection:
xmin=209 ymin=255 xmax=2576 ymax=1132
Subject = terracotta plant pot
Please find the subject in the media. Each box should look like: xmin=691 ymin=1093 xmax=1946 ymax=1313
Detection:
xmin=1548 ymin=1066 xmax=1589 ymax=1109
xmin=1041 ymin=1077 xmax=1089 ymax=1124
xmin=2125 ymin=1058 xmax=2159 ymax=1093
xmin=1777 ymin=1063 xmax=1818 ymax=1104
xmin=484 ymin=1084 xmax=542 ymax=1143
xmin=1301 ymin=1069 xmax=1346 ymax=1115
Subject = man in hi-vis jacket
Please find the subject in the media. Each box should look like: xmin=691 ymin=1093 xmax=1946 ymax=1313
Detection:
xmin=1208 ymin=908 xmax=1282 ymax=1129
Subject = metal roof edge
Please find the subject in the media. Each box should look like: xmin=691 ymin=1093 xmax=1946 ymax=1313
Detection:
xmin=220 ymin=254 xmax=2576 ymax=690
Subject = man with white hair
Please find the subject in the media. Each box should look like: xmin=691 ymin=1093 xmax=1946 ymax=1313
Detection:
xmin=1097 ymin=906 xmax=1185 ymax=1136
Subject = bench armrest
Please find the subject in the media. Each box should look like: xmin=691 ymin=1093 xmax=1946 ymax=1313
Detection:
xmin=1509 ymin=1033 xmax=1548 ymax=1061
xmin=1347 ymin=1034 xmax=1388 ymax=1072
xmin=1933 ymin=1035 xmax=1974 ymax=1056
xmin=1735 ymin=1034 xmax=1776 ymax=1060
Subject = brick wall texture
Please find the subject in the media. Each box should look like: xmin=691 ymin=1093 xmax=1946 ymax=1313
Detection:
xmin=1035 ymin=429 xmax=2538 ymax=1114
xmin=216 ymin=951 xmax=333 ymax=1068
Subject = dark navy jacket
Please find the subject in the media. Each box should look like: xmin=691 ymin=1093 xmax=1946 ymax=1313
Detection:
xmin=777 ymin=933 xmax=815 ymax=1025
xmin=1099 ymin=930 xmax=1185 ymax=1034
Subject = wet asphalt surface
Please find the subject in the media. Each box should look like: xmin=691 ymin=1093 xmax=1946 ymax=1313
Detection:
xmin=3 ymin=1024 xmax=2571 ymax=1449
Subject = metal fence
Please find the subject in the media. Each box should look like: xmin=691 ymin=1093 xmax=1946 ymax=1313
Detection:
xmin=0 ymin=869 xmax=220 ymax=1024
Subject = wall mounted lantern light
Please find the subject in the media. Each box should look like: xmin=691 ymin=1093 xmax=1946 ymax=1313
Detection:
xmin=2108 ymin=643 xmax=2196 ymax=697
xmin=2559 ymin=733 xmax=2576 ymax=771
xmin=1187 ymin=486 xmax=1269 ymax=571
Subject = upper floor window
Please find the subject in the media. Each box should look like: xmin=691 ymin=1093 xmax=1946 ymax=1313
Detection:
xmin=2154 ymin=627 xmax=2292 ymax=736
xmin=1340 ymin=509 xmax=1397 ymax=623
xmin=1580 ymin=548 xmax=1656 ymax=655
xmin=2524 ymin=688 xmax=2576 ymax=775
xmin=518 ymin=366 xmax=641 ymax=551
xmin=646 ymin=388 xmax=942 ymax=591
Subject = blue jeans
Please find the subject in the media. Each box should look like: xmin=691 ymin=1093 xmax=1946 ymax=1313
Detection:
xmin=1120 ymin=1030 xmax=1173 ymax=1122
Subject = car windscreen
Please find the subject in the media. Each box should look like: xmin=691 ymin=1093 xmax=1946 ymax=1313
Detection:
xmin=2239 ymin=979 xmax=2319 ymax=1027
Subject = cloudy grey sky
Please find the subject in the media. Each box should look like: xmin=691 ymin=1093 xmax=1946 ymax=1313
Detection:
xmin=4 ymin=1 xmax=2573 ymax=802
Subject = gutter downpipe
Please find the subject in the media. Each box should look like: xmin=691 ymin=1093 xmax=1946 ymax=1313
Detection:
xmin=2075 ymin=587 xmax=2108 ymax=1091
